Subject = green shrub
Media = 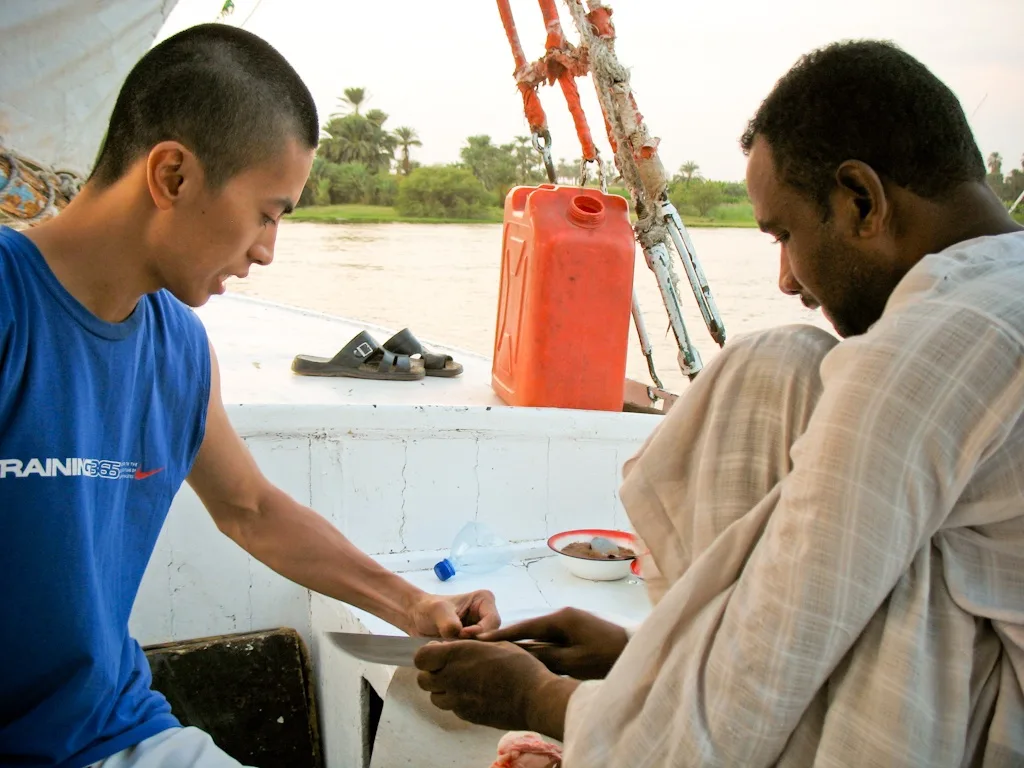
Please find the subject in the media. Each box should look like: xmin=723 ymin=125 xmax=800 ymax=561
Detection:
xmin=322 ymin=162 xmax=372 ymax=205
xmin=709 ymin=201 xmax=754 ymax=223
xmin=395 ymin=166 xmax=492 ymax=219
xmin=669 ymin=178 xmax=725 ymax=218
xmin=366 ymin=174 xmax=399 ymax=207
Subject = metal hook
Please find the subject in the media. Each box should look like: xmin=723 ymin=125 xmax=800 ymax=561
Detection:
xmin=596 ymin=155 xmax=608 ymax=194
xmin=578 ymin=154 xmax=607 ymax=193
xmin=532 ymin=129 xmax=557 ymax=184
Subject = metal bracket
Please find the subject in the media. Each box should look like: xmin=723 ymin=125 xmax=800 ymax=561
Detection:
xmin=660 ymin=199 xmax=726 ymax=347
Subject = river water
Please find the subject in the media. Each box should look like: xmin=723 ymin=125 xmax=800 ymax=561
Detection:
xmin=227 ymin=221 xmax=833 ymax=394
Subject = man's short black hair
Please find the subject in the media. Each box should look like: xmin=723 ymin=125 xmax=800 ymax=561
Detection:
xmin=740 ymin=40 xmax=985 ymax=212
xmin=90 ymin=23 xmax=318 ymax=188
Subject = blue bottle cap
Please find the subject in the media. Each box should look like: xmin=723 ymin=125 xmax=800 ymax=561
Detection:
xmin=433 ymin=558 xmax=456 ymax=582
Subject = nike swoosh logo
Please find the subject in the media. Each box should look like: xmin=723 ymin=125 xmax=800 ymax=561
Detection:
xmin=134 ymin=467 xmax=165 ymax=480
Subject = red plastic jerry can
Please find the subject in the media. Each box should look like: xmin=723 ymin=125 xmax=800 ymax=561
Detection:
xmin=491 ymin=184 xmax=636 ymax=411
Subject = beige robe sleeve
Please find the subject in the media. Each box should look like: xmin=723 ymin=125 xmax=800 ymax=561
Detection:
xmin=563 ymin=304 xmax=1024 ymax=767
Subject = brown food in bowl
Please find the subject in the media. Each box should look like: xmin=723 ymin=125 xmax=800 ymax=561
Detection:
xmin=561 ymin=541 xmax=636 ymax=561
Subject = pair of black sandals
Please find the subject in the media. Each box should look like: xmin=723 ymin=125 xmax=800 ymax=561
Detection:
xmin=291 ymin=328 xmax=463 ymax=381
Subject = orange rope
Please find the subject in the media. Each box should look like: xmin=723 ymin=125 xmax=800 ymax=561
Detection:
xmin=558 ymin=76 xmax=596 ymax=161
xmin=537 ymin=0 xmax=597 ymax=161
xmin=496 ymin=0 xmax=549 ymax=135
xmin=496 ymin=0 xmax=602 ymax=166
xmin=495 ymin=1 xmax=659 ymax=175
xmin=537 ymin=0 xmax=565 ymax=50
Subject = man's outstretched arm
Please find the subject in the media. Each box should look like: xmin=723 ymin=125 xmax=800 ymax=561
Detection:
xmin=186 ymin=342 xmax=499 ymax=639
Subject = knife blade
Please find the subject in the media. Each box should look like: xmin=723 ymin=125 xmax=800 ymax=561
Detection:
xmin=328 ymin=632 xmax=431 ymax=667
xmin=326 ymin=632 xmax=559 ymax=667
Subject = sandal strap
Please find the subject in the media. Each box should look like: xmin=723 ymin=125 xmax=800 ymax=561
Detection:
xmin=384 ymin=329 xmax=454 ymax=370
xmin=327 ymin=332 xmax=411 ymax=372
xmin=382 ymin=327 xmax=423 ymax=357
xmin=330 ymin=331 xmax=381 ymax=366
xmin=377 ymin=348 xmax=412 ymax=374
xmin=422 ymin=351 xmax=453 ymax=370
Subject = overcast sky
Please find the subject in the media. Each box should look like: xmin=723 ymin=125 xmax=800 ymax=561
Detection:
xmin=159 ymin=0 xmax=1023 ymax=182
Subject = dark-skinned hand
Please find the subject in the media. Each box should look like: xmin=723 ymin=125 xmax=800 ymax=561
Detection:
xmin=478 ymin=607 xmax=629 ymax=680
xmin=414 ymin=639 xmax=578 ymax=740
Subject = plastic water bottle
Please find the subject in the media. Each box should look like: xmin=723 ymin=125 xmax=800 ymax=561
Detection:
xmin=433 ymin=522 xmax=514 ymax=582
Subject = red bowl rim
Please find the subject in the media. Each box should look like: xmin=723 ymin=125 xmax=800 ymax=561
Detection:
xmin=547 ymin=528 xmax=640 ymax=562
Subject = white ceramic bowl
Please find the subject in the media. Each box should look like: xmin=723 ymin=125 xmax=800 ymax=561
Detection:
xmin=547 ymin=529 xmax=639 ymax=582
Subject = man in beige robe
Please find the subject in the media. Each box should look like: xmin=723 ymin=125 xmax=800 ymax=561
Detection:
xmin=413 ymin=39 xmax=1024 ymax=767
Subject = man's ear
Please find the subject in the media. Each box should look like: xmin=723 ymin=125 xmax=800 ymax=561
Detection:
xmin=831 ymin=160 xmax=889 ymax=239
xmin=146 ymin=141 xmax=201 ymax=211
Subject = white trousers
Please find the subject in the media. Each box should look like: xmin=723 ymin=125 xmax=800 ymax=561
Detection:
xmin=90 ymin=727 xmax=251 ymax=768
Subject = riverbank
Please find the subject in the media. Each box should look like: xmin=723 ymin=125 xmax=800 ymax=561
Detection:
xmin=289 ymin=203 xmax=759 ymax=228
xmin=289 ymin=205 xmax=503 ymax=225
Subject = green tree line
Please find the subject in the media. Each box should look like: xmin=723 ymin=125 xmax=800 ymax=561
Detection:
xmin=299 ymin=87 xmax=1021 ymax=224
xmin=298 ymin=89 xmax=752 ymax=223
xmin=298 ymin=87 xmax=563 ymax=219
xmin=299 ymin=87 xmax=758 ymax=222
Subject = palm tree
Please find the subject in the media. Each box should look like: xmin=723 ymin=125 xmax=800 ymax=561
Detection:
xmin=393 ymin=127 xmax=422 ymax=176
xmin=555 ymin=157 xmax=578 ymax=184
xmin=511 ymin=135 xmax=538 ymax=184
xmin=364 ymin=109 xmax=388 ymax=127
xmin=987 ymin=152 xmax=1003 ymax=177
xmin=319 ymin=108 xmax=396 ymax=175
xmin=336 ymin=87 xmax=368 ymax=117
xmin=318 ymin=116 xmax=370 ymax=165
xmin=459 ymin=135 xmax=516 ymax=190
xmin=679 ymin=161 xmax=700 ymax=185
xmin=365 ymin=110 xmax=397 ymax=173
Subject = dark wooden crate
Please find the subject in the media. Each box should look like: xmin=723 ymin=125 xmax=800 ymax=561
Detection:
xmin=144 ymin=628 xmax=322 ymax=768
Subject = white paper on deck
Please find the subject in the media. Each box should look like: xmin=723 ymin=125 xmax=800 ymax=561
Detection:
xmin=368 ymin=667 xmax=507 ymax=768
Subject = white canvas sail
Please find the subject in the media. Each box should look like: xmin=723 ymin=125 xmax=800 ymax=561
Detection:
xmin=0 ymin=1 xmax=182 ymax=176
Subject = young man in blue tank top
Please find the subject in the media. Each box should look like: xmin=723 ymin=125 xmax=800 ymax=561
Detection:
xmin=0 ymin=24 xmax=499 ymax=768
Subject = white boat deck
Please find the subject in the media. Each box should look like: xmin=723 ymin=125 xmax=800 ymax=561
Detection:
xmin=310 ymin=553 xmax=652 ymax=766
xmin=197 ymin=293 xmax=504 ymax=408
xmin=133 ymin=293 xmax=661 ymax=767
xmin=350 ymin=553 xmax=649 ymax=638
xmin=317 ymin=553 xmax=651 ymax=686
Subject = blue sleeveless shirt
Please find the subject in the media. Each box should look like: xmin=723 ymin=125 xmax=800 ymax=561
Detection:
xmin=0 ymin=227 xmax=211 ymax=766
